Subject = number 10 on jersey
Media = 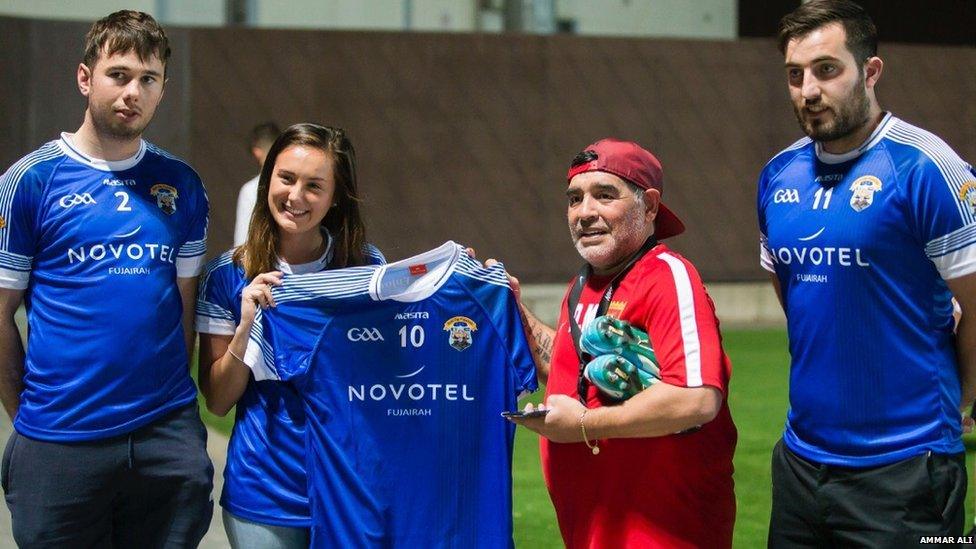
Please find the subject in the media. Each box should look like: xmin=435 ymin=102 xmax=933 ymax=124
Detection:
xmin=399 ymin=325 xmax=425 ymax=348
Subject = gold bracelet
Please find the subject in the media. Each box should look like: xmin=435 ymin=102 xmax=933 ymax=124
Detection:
xmin=579 ymin=409 xmax=599 ymax=455
xmin=227 ymin=348 xmax=245 ymax=363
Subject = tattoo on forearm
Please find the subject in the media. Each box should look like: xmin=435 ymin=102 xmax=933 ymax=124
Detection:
xmin=529 ymin=319 xmax=553 ymax=364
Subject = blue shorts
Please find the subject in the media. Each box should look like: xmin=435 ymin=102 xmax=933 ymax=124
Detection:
xmin=2 ymin=402 xmax=214 ymax=547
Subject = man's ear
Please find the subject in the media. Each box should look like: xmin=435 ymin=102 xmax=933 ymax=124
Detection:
xmin=643 ymin=188 xmax=661 ymax=221
xmin=864 ymin=56 xmax=883 ymax=89
xmin=77 ymin=63 xmax=92 ymax=97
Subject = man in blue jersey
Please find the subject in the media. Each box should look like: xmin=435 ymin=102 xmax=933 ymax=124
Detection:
xmin=0 ymin=11 xmax=212 ymax=546
xmin=759 ymin=1 xmax=976 ymax=545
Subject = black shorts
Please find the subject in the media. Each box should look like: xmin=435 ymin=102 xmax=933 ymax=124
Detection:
xmin=2 ymin=402 xmax=214 ymax=548
xmin=768 ymin=438 xmax=966 ymax=548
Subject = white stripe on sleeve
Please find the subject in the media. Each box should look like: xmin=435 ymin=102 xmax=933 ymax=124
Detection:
xmin=759 ymin=233 xmax=776 ymax=273
xmin=658 ymin=253 xmax=703 ymax=387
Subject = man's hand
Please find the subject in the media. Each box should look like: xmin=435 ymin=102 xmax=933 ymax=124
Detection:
xmin=507 ymin=394 xmax=588 ymax=443
xmin=484 ymin=258 xmax=521 ymax=301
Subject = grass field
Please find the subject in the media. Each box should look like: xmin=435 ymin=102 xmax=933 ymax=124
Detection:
xmin=198 ymin=328 xmax=976 ymax=548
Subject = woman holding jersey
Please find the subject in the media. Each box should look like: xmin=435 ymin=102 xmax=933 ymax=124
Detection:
xmin=195 ymin=123 xmax=384 ymax=547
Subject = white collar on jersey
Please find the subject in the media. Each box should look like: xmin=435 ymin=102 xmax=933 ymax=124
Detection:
xmin=814 ymin=112 xmax=895 ymax=165
xmin=369 ymin=241 xmax=461 ymax=303
xmin=58 ymin=132 xmax=147 ymax=172
xmin=276 ymin=231 xmax=334 ymax=275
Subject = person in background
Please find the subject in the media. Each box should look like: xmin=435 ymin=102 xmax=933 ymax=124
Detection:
xmin=196 ymin=123 xmax=384 ymax=548
xmin=234 ymin=121 xmax=281 ymax=246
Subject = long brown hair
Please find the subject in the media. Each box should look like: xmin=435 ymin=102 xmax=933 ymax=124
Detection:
xmin=234 ymin=123 xmax=368 ymax=279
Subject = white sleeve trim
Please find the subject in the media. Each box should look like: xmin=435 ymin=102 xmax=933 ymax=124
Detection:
xmin=0 ymin=267 xmax=28 ymax=290
xmin=926 ymin=223 xmax=976 ymax=280
xmin=177 ymin=255 xmax=206 ymax=277
xmin=926 ymin=223 xmax=976 ymax=259
xmin=194 ymin=316 xmax=236 ymax=335
xmin=243 ymin=311 xmax=279 ymax=381
xmin=932 ymin=242 xmax=976 ymax=280
xmin=759 ymin=233 xmax=776 ymax=273
xmin=658 ymin=253 xmax=703 ymax=387
xmin=245 ymin=339 xmax=277 ymax=381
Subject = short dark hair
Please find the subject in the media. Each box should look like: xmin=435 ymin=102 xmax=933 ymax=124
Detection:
xmin=569 ymin=149 xmax=598 ymax=169
xmin=83 ymin=11 xmax=171 ymax=72
xmin=777 ymin=0 xmax=877 ymax=63
xmin=248 ymin=122 xmax=282 ymax=152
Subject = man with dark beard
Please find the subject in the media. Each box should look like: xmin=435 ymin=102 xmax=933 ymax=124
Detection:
xmin=0 ymin=11 xmax=212 ymax=546
xmin=758 ymin=1 xmax=976 ymax=546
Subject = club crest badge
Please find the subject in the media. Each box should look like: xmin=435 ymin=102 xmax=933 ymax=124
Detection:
xmin=150 ymin=184 xmax=179 ymax=215
xmin=0 ymin=215 xmax=6 ymax=230
xmin=443 ymin=316 xmax=478 ymax=352
xmin=959 ymin=181 xmax=976 ymax=216
xmin=607 ymin=300 xmax=627 ymax=319
xmin=849 ymin=175 xmax=882 ymax=212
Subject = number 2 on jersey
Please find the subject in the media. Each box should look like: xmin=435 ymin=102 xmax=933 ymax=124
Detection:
xmin=114 ymin=191 xmax=132 ymax=212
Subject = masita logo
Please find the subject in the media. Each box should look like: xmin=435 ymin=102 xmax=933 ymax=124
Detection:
xmin=395 ymin=311 xmax=429 ymax=320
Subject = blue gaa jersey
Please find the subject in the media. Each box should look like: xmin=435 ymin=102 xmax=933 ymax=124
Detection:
xmin=758 ymin=113 xmax=976 ymax=467
xmin=195 ymin=238 xmax=385 ymax=527
xmin=0 ymin=135 xmax=208 ymax=441
xmin=244 ymin=241 xmax=537 ymax=548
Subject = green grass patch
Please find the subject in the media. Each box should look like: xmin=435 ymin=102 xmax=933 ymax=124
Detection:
xmin=195 ymin=329 xmax=976 ymax=547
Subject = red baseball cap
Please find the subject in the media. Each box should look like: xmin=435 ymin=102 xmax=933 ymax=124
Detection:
xmin=567 ymin=138 xmax=685 ymax=239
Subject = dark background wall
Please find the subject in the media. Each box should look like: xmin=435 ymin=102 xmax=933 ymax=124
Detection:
xmin=1 ymin=15 xmax=974 ymax=282
xmin=740 ymin=0 xmax=976 ymax=46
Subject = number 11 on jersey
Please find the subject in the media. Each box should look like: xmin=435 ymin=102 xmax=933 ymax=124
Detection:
xmin=812 ymin=187 xmax=833 ymax=210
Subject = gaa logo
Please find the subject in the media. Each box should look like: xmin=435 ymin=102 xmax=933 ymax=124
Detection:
xmin=347 ymin=327 xmax=384 ymax=342
xmin=59 ymin=193 xmax=97 ymax=208
xmin=773 ymin=189 xmax=800 ymax=204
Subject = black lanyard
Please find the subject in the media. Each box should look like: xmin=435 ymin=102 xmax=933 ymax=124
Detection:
xmin=566 ymin=236 xmax=657 ymax=404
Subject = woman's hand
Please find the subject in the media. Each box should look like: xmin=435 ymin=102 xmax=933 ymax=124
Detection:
xmin=240 ymin=271 xmax=283 ymax=328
